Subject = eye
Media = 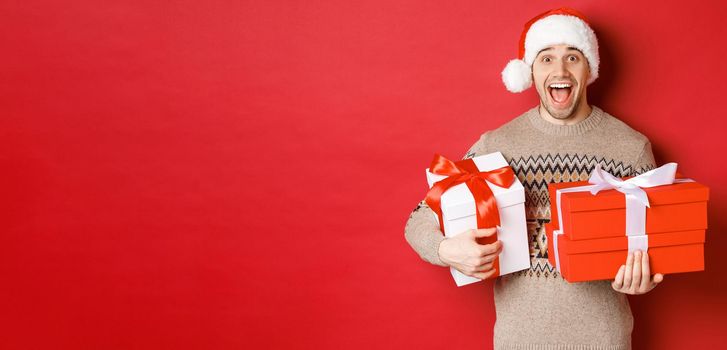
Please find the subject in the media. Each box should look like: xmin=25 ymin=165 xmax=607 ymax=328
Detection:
xmin=568 ymin=55 xmax=578 ymax=62
xmin=542 ymin=57 xmax=551 ymax=63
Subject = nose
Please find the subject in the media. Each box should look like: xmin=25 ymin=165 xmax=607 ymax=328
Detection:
xmin=551 ymin=60 xmax=572 ymax=81
xmin=554 ymin=59 xmax=571 ymax=78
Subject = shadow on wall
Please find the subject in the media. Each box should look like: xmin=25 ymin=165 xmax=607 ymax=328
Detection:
xmin=630 ymin=205 xmax=726 ymax=349
xmin=586 ymin=19 xmax=727 ymax=350
xmin=584 ymin=20 xmax=619 ymax=109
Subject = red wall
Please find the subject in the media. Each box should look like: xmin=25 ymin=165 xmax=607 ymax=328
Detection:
xmin=2 ymin=1 xmax=726 ymax=349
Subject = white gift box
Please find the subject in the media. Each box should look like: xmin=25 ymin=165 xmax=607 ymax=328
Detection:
xmin=425 ymin=151 xmax=530 ymax=286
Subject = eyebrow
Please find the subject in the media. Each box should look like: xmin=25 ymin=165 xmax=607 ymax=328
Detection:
xmin=538 ymin=46 xmax=582 ymax=55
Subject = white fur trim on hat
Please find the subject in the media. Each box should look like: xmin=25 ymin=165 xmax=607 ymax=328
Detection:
xmin=523 ymin=15 xmax=599 ymax=83
xmin=501 ymin=13 xmax=599 ymax=93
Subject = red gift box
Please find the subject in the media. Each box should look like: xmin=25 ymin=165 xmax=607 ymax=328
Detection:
xmin=546 ymin=163 xmax=709 ymax=282
xmin=545 ymin=223 xmax=705 ymax=282
xmin=548 ymin=178 xmax=708 ymax=240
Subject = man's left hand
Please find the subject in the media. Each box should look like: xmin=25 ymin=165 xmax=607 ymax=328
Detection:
xmin=611 ymin=250 xmax=664 ymax=295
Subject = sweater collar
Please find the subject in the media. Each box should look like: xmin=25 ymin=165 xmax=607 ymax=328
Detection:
xmin=527 ymin=105 xmax=605 ymax=136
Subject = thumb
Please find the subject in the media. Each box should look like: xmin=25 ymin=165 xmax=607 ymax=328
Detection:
xmin=653 ymin=273 xmax=664 ymax=284
xmin=473 ymin=227 xmax=498 ymax=238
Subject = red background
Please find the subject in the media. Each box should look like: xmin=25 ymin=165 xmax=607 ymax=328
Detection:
xmin=2 ymin=1 xmax=726 ymax=349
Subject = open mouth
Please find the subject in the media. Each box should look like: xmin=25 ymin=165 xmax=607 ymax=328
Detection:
xmin=547 ymin=82 xmax=574 ymax=108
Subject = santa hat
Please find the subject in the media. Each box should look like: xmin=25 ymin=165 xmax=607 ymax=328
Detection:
xmin=501 ymin=8 xmax=599 ymax=93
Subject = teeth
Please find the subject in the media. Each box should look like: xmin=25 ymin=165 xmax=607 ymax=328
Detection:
xmin=549 ymin=83 xmax=572 ymax=88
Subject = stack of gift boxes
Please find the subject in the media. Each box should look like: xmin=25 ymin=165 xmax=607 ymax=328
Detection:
xmin=545 ymin=163 xmax=710 ymax=282
xmin=425 ymin=152 xmax=709 ymax=286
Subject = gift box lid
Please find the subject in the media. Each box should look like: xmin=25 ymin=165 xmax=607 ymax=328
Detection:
xmin=549 ymin=178 xmax=709 ymax=214
xmin=556 ymin=229 xmax=705 ymax=254
xmin=425 ymin=152 xmax=525 ymax=221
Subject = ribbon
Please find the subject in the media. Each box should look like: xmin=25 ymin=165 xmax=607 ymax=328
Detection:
xmin=552 ymin=163 xmax=693 ymax=272
xmin=425 ymin=154 xmax=515 ymax=233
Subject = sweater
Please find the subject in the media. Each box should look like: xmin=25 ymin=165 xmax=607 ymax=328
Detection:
xmin=404 ymin=105 xmax=656 ymax=350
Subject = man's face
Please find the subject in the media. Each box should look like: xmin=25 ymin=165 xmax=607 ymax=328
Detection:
xmin=532 ymin=44 xmax=590 ymax=120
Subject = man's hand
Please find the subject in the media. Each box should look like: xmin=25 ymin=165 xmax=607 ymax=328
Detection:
xmin=437 ymin=228 xmax=502 ymax=280
xmin=612 ymin=250 xmax=664 ymax=295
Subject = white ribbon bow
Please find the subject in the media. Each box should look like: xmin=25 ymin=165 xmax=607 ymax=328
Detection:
xmin=552 ymin=163 xmax=692 ymax=272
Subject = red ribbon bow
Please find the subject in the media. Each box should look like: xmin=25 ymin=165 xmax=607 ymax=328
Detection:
xmin=425 ymin=154 xmax=516 ymax=234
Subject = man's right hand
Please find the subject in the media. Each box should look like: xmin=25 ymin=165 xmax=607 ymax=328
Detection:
xmin=437 ymin=227 xmax=503 ymax=280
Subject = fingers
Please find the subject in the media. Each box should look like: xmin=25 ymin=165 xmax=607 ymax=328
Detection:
xmin=639 ymin=250 xmax=652 ymax=292
xmin=468 ymin=253 xmax=497 ymax=274
xmin=449 ymin=228 xmax=502 ymax=280
xmin=612 ymin=264 xmax=625 ymax=290
xmin=460 ymin=247 xmax=500 ymax=278
xmin=473 ymin=227 xmax=498 ymax=238
xmin=613 ymin=250 xmax=664 ymax=295
xmin=472 ymin=268 xmax=497 ymax=280
xmin=477 ymin=253 xmax=497 ymax=265
xmin=473 ymin=262 xmax=494 ymax=272
xmin=478 ymin=240 xmax=503 ymax=256
xmin=462 ymin=265 xmax=495 ymax=278
xmin=623 ymin=252 xmax=634 ymax=291
xmin=631 ymin=251 xmax=642 ymax=293
xmin=459 ymin=255 xmax=496 ymax=276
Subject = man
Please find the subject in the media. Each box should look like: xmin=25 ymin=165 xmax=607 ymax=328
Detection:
xmin=404 ymin=8 xmax=663 ymax=349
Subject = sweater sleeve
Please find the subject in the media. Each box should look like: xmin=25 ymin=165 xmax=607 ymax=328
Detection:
xmin=630 ymin=141 xmax=657 ymax=176
xmin=403 ymin=133 xmax=489 ymax=266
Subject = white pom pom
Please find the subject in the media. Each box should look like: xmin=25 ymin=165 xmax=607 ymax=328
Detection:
xmin=501 ymin=59 xmax=532 ymax=93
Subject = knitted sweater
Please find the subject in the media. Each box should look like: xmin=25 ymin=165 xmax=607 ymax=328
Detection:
xmin=404 ymin=105 xmax=656 ymax=350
